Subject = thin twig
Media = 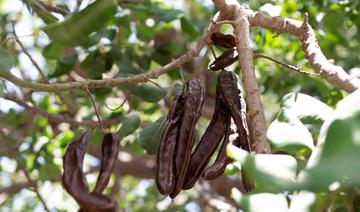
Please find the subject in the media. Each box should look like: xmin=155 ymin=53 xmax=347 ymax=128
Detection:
xmin=12 ymin=22 xmax=46 ymax=80
xmin=209 ymin=45 xmax=217 ymax=59
xmin=18 ymin=161 xmax=50 ymax=212
xmin=4 ymin=94 xmax=116 ymax=127
xmin=1 ymin=33 xmax=35 ymax=45
xmin=253 ymin=53 xmax=319 ymax=76
xmin=144 ymin=77 xmax=167 ymax=92
xmin=39 ymin=2 xmax=69 ymax=16
xmin=179 ymin=69 xmax=186 ymax=85
xmin=12 ymin=23 xmax=77 ymax=114
xmin=0 ymin=128 xmax=50 ymax=212
xmin=105 ymin=89 xmax=133 ymax=111
xmin=0 ymin=14 xmax=223 ymax=92
xmin=85 ymin=88 xmax=105 ymax=133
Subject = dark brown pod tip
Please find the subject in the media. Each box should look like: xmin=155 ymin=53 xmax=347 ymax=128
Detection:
xmin=211 ymin=32 xmax=236 ymax=49
xmin=62 ymin=131 xmax=117 ymax=212
xmin=93 ymin=133 xmax=119 ymax=194
xmin=62 ymin=130 xmax=93 ymax=198
xmin=78 ymin=192 xmax=117 ymax=212
xmin=170 ymin=79 xmax=204 ymax=198
xmin=202 ymin=118 xmax=238 ymax=180
xmin=156 ymin=93 xmax=185 ymax=195
xmin=208 ymin=48 xmax=238 ymax=71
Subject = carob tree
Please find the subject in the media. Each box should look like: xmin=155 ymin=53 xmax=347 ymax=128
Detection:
xmin=0 ymin=0 xmax=359 ymax=211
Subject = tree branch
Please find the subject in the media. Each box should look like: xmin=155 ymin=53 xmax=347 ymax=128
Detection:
xmin=0 ymin=50 xmax=191 ymax=92
xmin=211 ymin=1 xmax=360 ymax=153
xmin=39 ymin=1 xmax=69 ymax=16
xmin=248 ymin=11 xmax=360 ymax=93
xmin=3 ymin=94 xmax=118 ymax=128
xmin=233 ymin=6 xmax=269 ymax=153
xmin=0 ymin=14 xmax=223 ymax=92
xmin=213 ymin=1 xmax=269 ymax=153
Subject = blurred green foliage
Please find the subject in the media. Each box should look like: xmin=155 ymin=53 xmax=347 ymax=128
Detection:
xmin=0 ymin=0 xmax=360 ymax=211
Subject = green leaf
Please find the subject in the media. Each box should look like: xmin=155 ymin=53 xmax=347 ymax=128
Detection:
xmin=180 ymin=16 xmax=199 ymax=39
xmin=90 ymin=28 xmax=116 ymax=44
xmin=171 ymin=82 xmax=183 ymax=96
xmin=118 ymin=113 xmax=141 ymax=139
xmin=224 ymin=161 xmax=241 ymax=175
xmin=281 ymin=92 xmax=334 ymax=127
xmin=158 ymin=9 xmax=181 ymax=22
xmin=0 ymin=82 xmax=5 ymax=97
xmin=232 ymin=188 xmax=288 ymax=212
xmin=38 ymin=152 xmax=61 ymax=181
xmin=43 ymin=43 xmax=65 ymax=60
xmin=138 ymin=117 xmax=166 ymax=155
xmin=116 ymin=16 xmax=131 ymax=44
xmin=132 ymin=83 xmax=167 ymax=103
xmin=298 ymin=89 xmax=360 ymax=191
xmin=43 ymin=0 xmax=116 ymax=46
xmin=93 ymin=87 xmax=112 ymax=99
xmin=0 ymin=48 xmax=16 ymax=72
xmin=267 ymin=109 xmax=314 ymax=155
xmin=81 ymin=51 xmax=106 ymax=79
xmin=227 ymin=144 xmax=298 ymax=192
xmin=49 ymin=54 xmax=77 ymax=78
xmin=115 ymin=53 xmax=142 ymax=77
xmin=153 ymin=41 xmax=180 ymax=65
xmin=136 ymin=23 xmax=157 ymax=41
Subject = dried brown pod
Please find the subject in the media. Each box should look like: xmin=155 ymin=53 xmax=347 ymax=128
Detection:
xmin=170 ymin=79 xmax=204 ymax=198
xmin=203 ymin=71 xmax=253 ymax=180
xmin=182 ymin=76 xmax=230 ymax=190
xmin=202 ymin=118 xmax=238 ymax=180
xmin=62 ymin=131 xmax=118 ymax=212
xmin=218 ymin=71 xmax=251 ymax=152
xmin=218 ymin=71 xmax=252 ymax=191
xmin=208 ymin=48 xmax=238 ymax=71
xmin=62 ymin=130 xmax=92 ymax=198
xmin=156 ymin=93 xmax=185 ymax=195
xmin=93 ymin=133 xmax=119 ymax=193
xmin=211 ymin=32 xmax=236 ymax=49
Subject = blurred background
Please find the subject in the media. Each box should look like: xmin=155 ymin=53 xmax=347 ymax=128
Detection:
xmin=0 ymin=0 xmax=359 ymax=211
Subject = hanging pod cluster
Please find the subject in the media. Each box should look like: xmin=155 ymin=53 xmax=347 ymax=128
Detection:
xmin=156 ymin=32 xmax=252 ymax=198
xmin=62 ymin=131 xmax=119 ymax=211
xmin=156 ymin=79 xmax=204 ymax=198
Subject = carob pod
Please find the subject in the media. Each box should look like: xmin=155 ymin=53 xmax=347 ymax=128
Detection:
xmin=208 ymin=48 xmax=238 ymax=71
xmin=203 ymin=70 xmax=253 ymax=180
xmin=93 ymin=133 xmax=119 ymax=193
xmin=182 ymin=76 xmax=230 ymax=190
xmin=62 ymin=130 xmax=92 ymax=199
xmin=218 ymin=71 xmax=251 ymax=152
xmin=211 ymin=32 xmax=236 ymax=49
xmin=170 ymin=79 xmax=204 ymax=198
xmin=62 ymin=131 xmax=118 ymax=211
xmin=218 ymin=71 xmax=252 ymax=192
xmin=156 ymin=93 xmax=185 ymax=195
xmin=202 ymin=118 xmax=239 ymax=180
